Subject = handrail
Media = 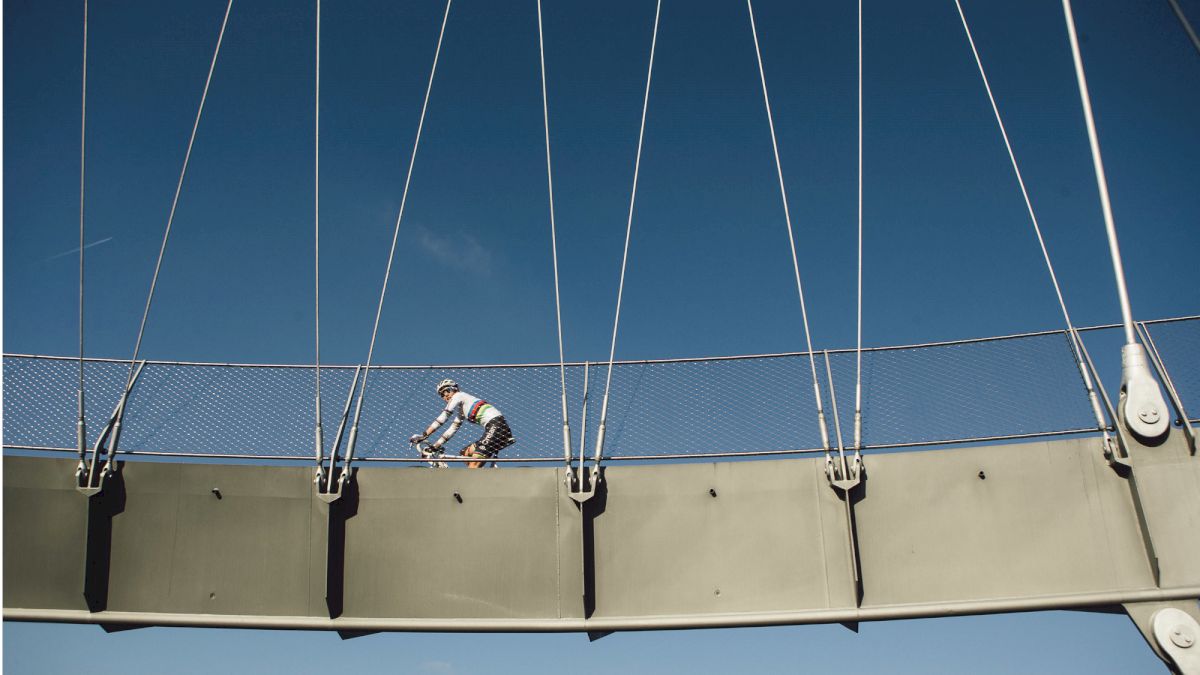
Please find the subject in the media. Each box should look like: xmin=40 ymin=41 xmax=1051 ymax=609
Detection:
xmin=7 ymin=426 xmax=1126 ymax=464
xmin=6 ymin=315 xmax=1197 ymax=371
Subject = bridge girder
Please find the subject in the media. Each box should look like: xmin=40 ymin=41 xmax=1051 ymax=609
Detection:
xmin=4 ymin=432 xmax=1199 ymax=669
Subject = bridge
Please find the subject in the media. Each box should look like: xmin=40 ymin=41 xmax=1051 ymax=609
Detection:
xmin=5 ymin=316 xmax=1200 ymax=670
xmin=4 ymin=0 xmax=1200 ymax=672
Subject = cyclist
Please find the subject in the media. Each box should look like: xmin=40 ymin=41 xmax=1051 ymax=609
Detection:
xmin=410 ymin=379 xmax=514 ymax=468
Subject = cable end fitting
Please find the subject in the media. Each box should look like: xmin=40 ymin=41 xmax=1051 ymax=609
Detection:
xmin=1120 ymin=343 xmax=1170 ymax=442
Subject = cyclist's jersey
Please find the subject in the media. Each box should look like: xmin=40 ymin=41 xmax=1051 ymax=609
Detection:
xmin=431 ymin=391 xmax=503 ymax=447
xmin=438 ymin=391 xmax=502 ymax=426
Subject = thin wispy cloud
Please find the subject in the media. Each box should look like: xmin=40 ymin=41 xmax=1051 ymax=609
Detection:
xmin=413 ymin=226 xmax=492 ymax=276
xmin=43 ymin=236 xmax=114 ymax=262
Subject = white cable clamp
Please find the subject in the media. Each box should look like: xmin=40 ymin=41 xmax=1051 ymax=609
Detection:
xmin=1120 ymin=344 xmax=1170 ymax=441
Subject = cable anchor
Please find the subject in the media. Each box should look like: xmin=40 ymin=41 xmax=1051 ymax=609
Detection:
xmin=316 ymin=365 xmax=361 ymax=503
xmin=77 ymin=360 xmax=146 ymax=496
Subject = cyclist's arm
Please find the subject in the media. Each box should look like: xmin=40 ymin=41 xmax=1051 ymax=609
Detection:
xmin=423 ymin=397 xmax=458 ymax=438
xmin=431 ymin=416 xmax=463 ymax=449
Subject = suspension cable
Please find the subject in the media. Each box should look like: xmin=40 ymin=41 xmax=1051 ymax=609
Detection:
xmin=953 ymin=0 xmax=1109 ymax=434
xmin=747 ymin=0 xmax=831 ymax=453
xmin=314 ymin=0 xmax=324 ymax=468
xmin=594 ymin=0 xmax=661 ymax=464
xmin=344 ymin=0 xmax=453 ymax=465
xmin=853 ymin=0 xmax=863 ymax=452
xmin=537 ymin=0 xmax=573 ymax=466
xmin=122 ymin=0 xmax=234 ymax=390
xmin=1166 ymin=0 xmax=1200 ymax=57
xmin=1060 ymin=0 xmax=1136 ymax=347
xmin=77 ymin=0 xmax=89 ymax=464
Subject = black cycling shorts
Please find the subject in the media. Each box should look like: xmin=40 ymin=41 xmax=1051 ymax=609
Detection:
xmin=470 ymin=416 xmax=514 ymax=458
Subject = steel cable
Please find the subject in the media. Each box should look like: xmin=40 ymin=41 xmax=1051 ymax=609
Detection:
xmin=952 ymin=0 xmax=1110 ymax=436
xmin=77 ymin=0 xmax=89 ymax=464
xmin=853 ymin=0 xmax=864 ymax=452
xmin=314 ymin=0 xmax=324 ymax=466
xmin=747 ymin=0 xmax=831 ymax=453
xmin=1167 ymin=0 xmax=1200 ymax=58
xmin=123 ymin=0 xmax=234 ymax=390
xmin=344 ymin=0 xmax=453 ymax=465
xmin=594 ymin=0 xmax=662 ymax=464
xmin=1061 ymin=0 xmax=1136 ymax=347
xmin=536 ymin=0 xmax=573 ymax=465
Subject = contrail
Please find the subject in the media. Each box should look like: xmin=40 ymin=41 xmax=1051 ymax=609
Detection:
xmin=43 ymin=236 xmax=114 ymax=262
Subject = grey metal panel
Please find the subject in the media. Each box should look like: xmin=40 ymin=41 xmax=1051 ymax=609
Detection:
xmin=102 ymin=462 xmax=180 ymax=613
xmin=2 ymin=457 xmax=89 ymax=611
xmin=855 ymin=437 xmax=1156 ymax=606
xmin=341 ymin=466 xmax=567 ymax=619
xmin=590 ymin=460 xmax=854 ymax=617
xmin=105 ymin=462 xmax=316 ymax=616
xmin=554 ymin=468 xmax=586 ymax=620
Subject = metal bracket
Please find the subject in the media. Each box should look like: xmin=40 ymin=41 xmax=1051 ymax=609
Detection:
xmin=1125 ymin=601 xmax=1200 ymax=674
xmin=568 ymin=464 xmax=601 ymax=504
xmin=77 ymin=361 xmax=146 ymax=496
xmin=318 ymin=466 xmax=353 ymax=505
xmin=568 ymin=361 xmax=599 ymax=503
xmin=1120 ymin=343 xmax=1171 ymax=442
xmin=1155 ymin=608 xmax=1200 ymax=675
xmin=316 ymin=366 xmax=361 ymax=503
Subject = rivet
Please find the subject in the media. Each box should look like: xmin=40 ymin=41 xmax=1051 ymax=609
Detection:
xmin=978 ymin=471 xmax=986 ymax=480
xmin=1170 ymin=625 xmax=1195 ymax=648
xmin=453 ymin=492 xmax=463 ymax=503
xmin=709 ymin=488 xmax=717 ymax=498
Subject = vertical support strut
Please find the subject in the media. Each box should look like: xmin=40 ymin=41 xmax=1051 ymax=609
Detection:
xmin=822 ymin=351 xmax=864 ymax=606
xmin=314 ymin=367 xmax=362 ymax=615
xmin=82 ymin=470 xmax=125 ymax=613
xmin=563 ymin=461 xmax=606 ymax=631
xmin=321 ymin=473 xmax=357 ymax=619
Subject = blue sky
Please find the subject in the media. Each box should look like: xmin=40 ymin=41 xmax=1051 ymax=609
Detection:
xmin=4 ymin=0 xmax=1199 ymax=672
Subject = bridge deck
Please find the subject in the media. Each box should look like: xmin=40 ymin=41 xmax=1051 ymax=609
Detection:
xmin=6 ymin=432 xmax=1198 ymax=632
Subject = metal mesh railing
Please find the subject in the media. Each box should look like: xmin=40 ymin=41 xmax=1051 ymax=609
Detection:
xmin=1142 ymin=317 xmax=1200 ymax=422
xmin=822 ymin=330 xmax=1101 ymax=448
xmin=4 ymin=317 xmax=1196 ymax=462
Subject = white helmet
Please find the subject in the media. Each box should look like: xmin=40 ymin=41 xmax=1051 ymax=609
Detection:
xmin=436 ymin=378 xmax=459 ymax=395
